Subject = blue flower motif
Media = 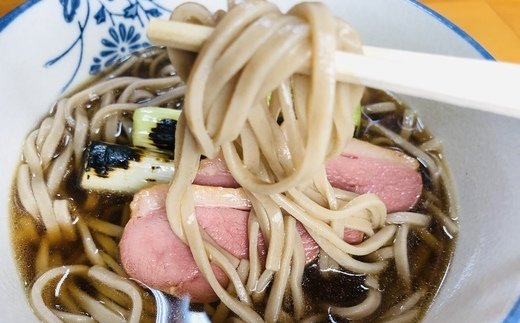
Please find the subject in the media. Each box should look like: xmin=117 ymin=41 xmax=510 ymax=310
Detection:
xmin=48 ymin=0 xmax=173 ymax=89
xmin=60 ymin=0 xmax=81 ymax=23
xmin=94 ymin=6 xmax=106 ymax=24
xmin=146 ymin=8 xmax=162 ymax=18
xmin=89 ymin=23 xmax=148 ymax=74
xmin=123 ymin=4 xmax=139 ymax=19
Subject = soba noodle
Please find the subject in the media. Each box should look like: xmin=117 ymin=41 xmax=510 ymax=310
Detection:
xmin=11 ymin=1 xmax=458 ymax=322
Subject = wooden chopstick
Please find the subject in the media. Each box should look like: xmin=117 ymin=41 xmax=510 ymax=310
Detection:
xmin=147 ymin=19 xmax=520 ymax=119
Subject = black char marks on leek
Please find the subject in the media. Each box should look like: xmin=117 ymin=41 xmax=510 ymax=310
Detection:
xmin=149 ymin=119 xmax=176 ymax=152
xmin=86 ymin=141 xmax=141 ymax=177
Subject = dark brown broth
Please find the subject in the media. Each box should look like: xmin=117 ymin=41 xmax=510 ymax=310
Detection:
xmin=10 ymin=52 xmax=455 ymax=322
xmin=356 ymin=91 xmax=456 ymax=322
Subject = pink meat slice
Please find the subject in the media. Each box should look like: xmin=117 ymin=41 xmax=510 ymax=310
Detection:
xmin=119 ymin=209 xmax=228 ymax=303
xmin=194 ymin=139 xmax=422 ymax=212
xmin=325 ymin=155 xmax=422 ymax=213
xmin=120 ymin=184 xmax=361 ymax=302
xmin=328 ymin=139 xmax=422 ymax=212
xmin=196 ymin=207 xmax=322 ymax=262
xmin=195 ymin=156 xmax=239 ymax=188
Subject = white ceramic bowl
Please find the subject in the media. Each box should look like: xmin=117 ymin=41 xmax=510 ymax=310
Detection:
xmin=1 ymin=1 xmax=519 ymax=322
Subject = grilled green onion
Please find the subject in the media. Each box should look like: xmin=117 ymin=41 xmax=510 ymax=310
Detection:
xmin=81 ymin=141 xmax=174 ymax=193
xmin=132 ymin=107 xmax=181 ymax=155
xmin=354 ymin=103 xmax=361 ymax=128
xmin=132 ymin=104 xmax=361 ymax=156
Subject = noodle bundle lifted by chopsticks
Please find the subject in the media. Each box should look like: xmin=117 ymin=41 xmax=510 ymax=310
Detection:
xmin=163 ymin=1 xmax=390 ymax=321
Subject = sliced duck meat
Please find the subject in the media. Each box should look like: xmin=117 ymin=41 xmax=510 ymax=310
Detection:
xmin=341 ymin=138 xmax=419 ymax=170
xmin=195 ymin=155 xmax=240 ymax=188
xmin=328 ymin=138 xmax=422 ymax=212
xmin=119 ymin=209 xmax=228 ymax=303
xmin=325 ymin=155 xmax=422 ymax=213
xmin=195 ymin=139 xmax=422 ymax=211
xmin=120 ymin=184 xmax=362 ymax=302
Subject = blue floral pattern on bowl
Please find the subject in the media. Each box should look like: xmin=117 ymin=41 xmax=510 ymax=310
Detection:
xmin=46 ymin=0 xmax=173 ymax=91
xmin=90 ymin=24 xmax=149 ymax=74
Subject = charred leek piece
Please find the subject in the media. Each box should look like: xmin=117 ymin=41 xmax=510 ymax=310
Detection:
xmin=81 ymin=141 xmax=174 ymax=193
xmin=132 ymin=107 xmax=181 ymax=155
xmin=132 ymin=105 xmax=360 ymax=156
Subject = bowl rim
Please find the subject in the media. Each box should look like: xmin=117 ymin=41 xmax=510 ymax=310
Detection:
xmin=0 ymin=0 xmax=39 ymax=32
xmin=406 ymin=0 xmax=493 ymax=60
